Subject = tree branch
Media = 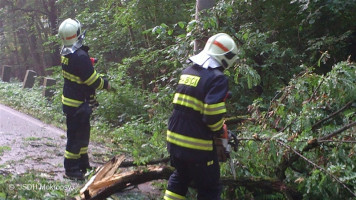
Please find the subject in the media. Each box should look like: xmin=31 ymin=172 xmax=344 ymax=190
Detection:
xmin=312 ymin=101 xmax=353 ymax=131
xmin=275 ymin=101 xmax=355 ymax=180
xmin=318 ymin=120 xmax=356 ymax=141
xmin=277 ymin=140 xmax=356 ymax=197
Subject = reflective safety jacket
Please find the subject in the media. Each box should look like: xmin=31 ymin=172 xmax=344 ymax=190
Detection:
xmin=167 ymin=64 xmax=229 ymax=163
xmin=61 ymin=46 xmax=108 ymax=114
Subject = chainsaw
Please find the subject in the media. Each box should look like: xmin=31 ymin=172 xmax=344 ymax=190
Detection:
xmin=214 ymin=130 xmax=239 ymax=179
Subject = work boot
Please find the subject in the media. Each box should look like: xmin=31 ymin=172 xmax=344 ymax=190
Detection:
xmin=79 ymin=154 xmax=92 ymax=174
xmin=64 ymin=169 xmax=84 ymax=180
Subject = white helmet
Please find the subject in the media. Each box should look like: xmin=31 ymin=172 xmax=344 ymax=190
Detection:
xmin=58 ymin=18 xmax=85 ymax=55
xmin=190 ymin=33 xmax=238 ymax=69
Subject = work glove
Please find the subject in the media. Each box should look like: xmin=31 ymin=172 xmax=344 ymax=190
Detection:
xmin=89 ymin=94 xmax=99 ymax=109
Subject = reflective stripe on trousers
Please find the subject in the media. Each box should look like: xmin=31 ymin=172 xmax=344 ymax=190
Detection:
xmin=164 ymin=190 xmax=186 ymax=200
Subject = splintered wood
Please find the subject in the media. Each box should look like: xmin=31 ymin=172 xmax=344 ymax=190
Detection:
xmin=80 ymin=155 xmax=125 ymax=199
xmin=78 ymin=155 xmax=173 ymax=200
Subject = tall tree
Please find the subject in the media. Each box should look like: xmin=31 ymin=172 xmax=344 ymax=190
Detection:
xmin=0 ymin=0 xmax=60 ymax=77
xmin=194 ymin=0 xmax=215 ymax=53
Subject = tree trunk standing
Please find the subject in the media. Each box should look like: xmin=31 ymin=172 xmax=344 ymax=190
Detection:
xmin=46 ymin=0 xmax=61 ymax=67
xmin=16 ymin=28 xmax=32 ymax=80
xmin=194 ymin=0 xmax=215 ymax=54
xmin=11 ymin=21 xmax=22 ymax=78
xmin=128 ymin=25 xmax=135 ymax=47
xmin=34 ymin=17 xmax=50 ymax=75
xmin=0 ymin=19 xmax=11 ymax=64
xmin=26 ymin=17 xmax=46 ymax=76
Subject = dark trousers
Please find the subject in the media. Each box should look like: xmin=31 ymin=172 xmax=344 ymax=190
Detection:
xmin=64 ymin=108 xmax=91 ymax=171
xmin=166 ymin=156 xmax=222 ymax=200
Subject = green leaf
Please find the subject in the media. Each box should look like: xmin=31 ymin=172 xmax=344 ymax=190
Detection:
xmin=178 ymin=21 xmax=185 ymax=29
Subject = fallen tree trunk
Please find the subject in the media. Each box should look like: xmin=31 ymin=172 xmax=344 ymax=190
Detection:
xmin=221 ymin=178 xmax=302 ymax=199
xmin=80 ymin=165 xmax=173 ymax=200
xmin=78 ymin=155 xmax=301 ymax=200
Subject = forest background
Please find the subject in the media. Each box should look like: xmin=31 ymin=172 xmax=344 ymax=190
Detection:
xmin=0 ymin=0 xmax=355 ymax=199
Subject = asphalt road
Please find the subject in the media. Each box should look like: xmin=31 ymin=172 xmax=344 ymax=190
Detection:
xmin=0 ymin=104 xmax=160 ymax=199
xmin=0 ymin=103 xmax=67 ymax=181
xmin=0 ymin=104 xmax=108 ymax=181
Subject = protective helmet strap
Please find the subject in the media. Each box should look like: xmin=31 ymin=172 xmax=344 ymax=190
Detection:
xmin=221 ymin=60 xmax=228 ymax=68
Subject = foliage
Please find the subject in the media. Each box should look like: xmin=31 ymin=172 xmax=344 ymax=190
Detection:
xmin=0 ymin=0 xmax=356 ymax=199
xmin=0 ymin=172 xmax=78 ymax=200
xmin=233 ymin=61 xmax=356 ymax=199
xmin=0 ymin=146 xmax=11 ymax=156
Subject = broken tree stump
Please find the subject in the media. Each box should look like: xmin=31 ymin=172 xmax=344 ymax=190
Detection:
xmin=84 ymin=165 xmax=173 ymax=200
xmin=80 ymin=155 xmax=125 ymax=199
xmin=78 ymin=154 xmax=173 ymax=200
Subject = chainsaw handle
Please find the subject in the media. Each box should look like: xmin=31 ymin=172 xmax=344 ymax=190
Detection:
xmin=228 ymin=130 xmax=239 ymax=151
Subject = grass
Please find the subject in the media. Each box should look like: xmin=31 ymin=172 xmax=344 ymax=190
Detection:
xmin=24 ymin=137 xmax=42 ymax=141
xmin=0 ymin=146 xmax=11 ymax=156
xmin=0 ymin=172 xmax=80 ymax=200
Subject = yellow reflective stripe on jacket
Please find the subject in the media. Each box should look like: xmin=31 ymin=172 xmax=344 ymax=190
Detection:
xmin=84 ymin=71 xmax=99 ymax=86
xmin=167 ymin=130 xmax=213 ymax=151
xmin=62 ymin=95 xmax=83 ymax=107
xmin=62 ymin=70 xmax=83 ymax=84
xmin=173 ymin=93 xmax=226 ymax=115
xmin=164 ymin=190 xmax=186 ymax=200
xmin=62 ymin=70 xmax=101 ymax=87
xmin=204 ymin=102 xmax=226 ymax=115
xmin=64 ymin=150 xmax=80 ymax=159
xmin=208 ymin=118 xmax=224 ymax=132
xmin=173 ymin=93 xmax=203 ymax=112
xmin=97 ymin=78 xmax=104 ymax=89
xmin=80 ymin=147 xmax=88 ymax=154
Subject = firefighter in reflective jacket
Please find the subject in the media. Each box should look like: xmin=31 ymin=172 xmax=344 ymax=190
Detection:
xmin=164 ymin=33 xmax=239 ymax=200
xmin=58 ymin=18 xmax=110 ymax=180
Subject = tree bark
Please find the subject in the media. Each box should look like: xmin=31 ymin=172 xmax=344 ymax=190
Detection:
xmin=46 ymin=0 xmax=61 ymax=67
xmin=194 ymin=0 xmax=215 ymax=53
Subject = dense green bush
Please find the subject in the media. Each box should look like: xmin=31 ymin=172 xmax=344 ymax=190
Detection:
xmin=230 ymin=61 xmax=356 ymax=199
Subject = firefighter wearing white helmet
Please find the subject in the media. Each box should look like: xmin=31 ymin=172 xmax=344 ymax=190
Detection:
xmin=190 ymin=33 xmax=238 ymax=69
xmin=58 ymin=18 xmax=85 ymax=55
xmin=164 ymin=33 xmax=238 ymax=200
xmin=58 ymin=18 xmax=111 ymax=180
